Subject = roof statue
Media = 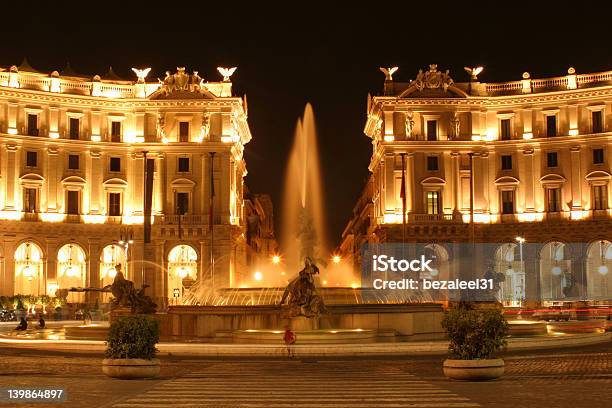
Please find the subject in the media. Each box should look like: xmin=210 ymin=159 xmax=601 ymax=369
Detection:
xmin=217 ymin=66 xmax=237 ymax=82
xmin=464 ymin=66 xmax=484 ymax=80
xmin=131 ymin=67 xmax=151 ymax=83
xmin=379 ymin=66 xmax=398 ymax=81
xmin=154 ymin=67 xmax=210 ymax=98
xmin=414 ymin=64 xmax=454 ymax=92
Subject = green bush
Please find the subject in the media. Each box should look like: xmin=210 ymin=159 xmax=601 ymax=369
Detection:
xmin=442 ymin=306 xmax=509 ymax=360
xmin=105 ymin=315 xmax=159 ymax=360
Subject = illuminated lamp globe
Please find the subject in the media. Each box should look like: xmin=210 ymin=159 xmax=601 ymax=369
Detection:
xmin=598 ymin=264 xmax=609 ymax=275
xmin=177 ymin=266 xmax=189 ymax=279
xmin=429 ymin=268 xmax=439 ymax=277
xmin=332 ymin=255 xmax=341 ymax=264
xmin=22 ymin=265 xmax=35 ymax=280
xmin=551 ymin=266 xmax=562 ymax=276
xmin=64 ymin=266 xmax=76 ymax=277
xmin=272 ymin=255 xmax=281 ymax=265
xmin=107 ymin=267 xmax=117 ymax=279
xmin=506 ymin=267 xmax=514 ymax=276
xmin=254 ymin=271 xmax=263 ymax=281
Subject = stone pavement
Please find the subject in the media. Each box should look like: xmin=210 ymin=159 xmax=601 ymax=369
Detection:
xmin=0 ymin=342 xmax=610 ymax=408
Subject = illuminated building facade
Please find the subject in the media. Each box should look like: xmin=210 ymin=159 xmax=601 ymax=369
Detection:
xmin=0 ymin=61 xmax=252 ymax=305
xmin=341 ymin=65 xmax=612 ymax=305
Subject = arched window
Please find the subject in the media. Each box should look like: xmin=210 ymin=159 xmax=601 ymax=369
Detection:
xmin=540 ymin=242 xmax=572 ymax=302
xmin=495 ymin=243 xmax=525 ymax=306
xmin=57 ymin=244 xmax=87 ymax=303
xmin=14 ymin=242 xmax=44 ymax=296
xmin=167 ymin=244 xmax=198 ymax=303
xmin=586 ymin=240 xmax=612 ymax=299
xmin=100 ymin=244 xmax=127 ymax=302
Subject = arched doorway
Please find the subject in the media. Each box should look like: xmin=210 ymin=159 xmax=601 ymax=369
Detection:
xmin=167 ymin=244 xmax=198 ymax=303
xmin=495 ymin=243 xmax=525 ymax=306
xmin=586 ymin=240 xmax=612 ymax=299
xmin=100 ymin=244 xmax=127 ymax=302
xmin=422 ymin=244 xmax=449 ymax=281
xmin=540 ymin=242 xmax=572 ymax=302
xmin=14 ymin=242 xmax=44 ymax=296
xmin=57 ymin=243 xmax=87 ymax=303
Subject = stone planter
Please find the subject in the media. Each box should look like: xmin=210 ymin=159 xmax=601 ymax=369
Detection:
xmin=102 ymin=358 xmax=160 ymax=379
xmin=443 ymin=358 xmax=504 ymax=381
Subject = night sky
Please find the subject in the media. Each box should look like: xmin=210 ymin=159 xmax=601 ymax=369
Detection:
xmin=3 ymin=3 xmax=611 ymax=248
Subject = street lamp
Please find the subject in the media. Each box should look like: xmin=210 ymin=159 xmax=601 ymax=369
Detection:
xmin=515 ymin=236 xmax=526 ymax=306
xmin=119 ymin=227 xmax=133 ymax=279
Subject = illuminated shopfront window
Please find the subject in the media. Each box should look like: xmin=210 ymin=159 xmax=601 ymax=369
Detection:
xmin=586 ymin=240 xmax=611 ymax=299
xmin=540 ymin=242 xmax=572 ymax=301
xmin=100 ymin=244 xmax=127 ymax=302
xmin=57 ymin=243 xmax=87 ymax=303
xmin=167 ymin=244 xmax=198 ymax=303
xmin=495 ymin=243 xmax=525 ymax=307
xmin=14 ymin=242 xmax=44 ymax=296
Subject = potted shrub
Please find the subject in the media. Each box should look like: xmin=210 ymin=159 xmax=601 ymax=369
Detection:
xmin=441 ymin=304 xmax=509 ymax=381
xmin=102 ymin=315 xmax=160 ymax=379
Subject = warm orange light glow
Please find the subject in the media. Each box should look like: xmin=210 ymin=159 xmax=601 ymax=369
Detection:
xmin=272 ymin=255 xmax=281 ymax=264
xmin=7 ymin=128 xmax=18 ymax=135
xmin=332 ymin=255 xmax=341 ymax=264
xmin=254 ymin=271 xmax=263 ymax=281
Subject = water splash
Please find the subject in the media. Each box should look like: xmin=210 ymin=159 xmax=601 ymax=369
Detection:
xmin=282 ymin=104 xmax=328 ymax=271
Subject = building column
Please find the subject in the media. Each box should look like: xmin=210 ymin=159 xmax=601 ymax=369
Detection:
xmin=570 ymin=146 xmax=582 ymax=209
xmin=1 ymin=239 xmax=16 ymax=296
xmin=87 ymin=239 xmax=101 ymax=304
xmin=523 ymin=148 xmax=535 ymax=212
xmin=384 ymin=153 xmax=395 ymax=216
xmin=4 ymin=144 xmax=18 ymax=210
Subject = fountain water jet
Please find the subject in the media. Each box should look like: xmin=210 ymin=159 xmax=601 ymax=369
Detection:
xmin=282 ymin=104 xmax=328 ymax=271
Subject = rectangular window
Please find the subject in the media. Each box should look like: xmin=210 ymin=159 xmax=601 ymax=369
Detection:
xmin=500 ymin=119 xmax=511 ymax=140
xmin=547 ymin=188 xmax=561 ymax=212
xmin=24 ymin=188 xmax=37 ymax=213
xmin=109 ymin=157 xmax=121 ymax=172
xmin=426 ymin=191 xmax=441 ymax=215
xmin=593 ymin=185 xmax=608 ymax=210
xmin=66 ymin=190 xmax=79 ymax=215
xmin=592 ymin=110 xmax=603 ymax=133
xmin=26 ymin=151 xmax=38 ymax=167
xmin=69 ymin=117 xmax=80 ymax=140
xmin=27 ymin=114 xmax=38 ymax=136
xmin=547 ymin=152 xmax=558 ymax=168
xmin=179 ymin=121 xmax=190 ymax=142
xmin=68 ymin=154 xmax=79 ymax=170
xmin=546 ymin=115 xmax=557 ymax=137
xmin=178 ymin=157 xmax=190 ymax=172
xmin=426 ymin=120 xmax=437 ymax=141
xmin=501 ymin=190 xmax=514 ymax=214
xmin=176 ymin=192 xmax=189 ymax=215
xmin=593 ymin=148 xmax=605 ymax=165
xmin=108 ymin=192 xmax=122 ymax=216
xmin=501 ymin=155 xmax=513 ymax=170
xmin=426 ymin=156 xmax=439 ymax=171
xmin=111 ymin=121 xmax=121 ymax=142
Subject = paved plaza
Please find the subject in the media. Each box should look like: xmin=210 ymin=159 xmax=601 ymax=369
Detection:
xmin=0 ymin=342 xmax=610 ymax=408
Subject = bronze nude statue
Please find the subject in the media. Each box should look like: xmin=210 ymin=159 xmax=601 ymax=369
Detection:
xmin=280 ymin=257 xmax=327 ymax=318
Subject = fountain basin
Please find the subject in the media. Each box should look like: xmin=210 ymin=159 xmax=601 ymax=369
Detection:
xmin=158 ymin=303 xmax=445 ymax=341
xmin=64 ymin=323 xmax=110 ymax=340
xmin=228 ymin=328 xmax=383 ymax=344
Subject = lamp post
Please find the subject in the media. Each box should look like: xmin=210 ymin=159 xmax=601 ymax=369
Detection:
xmin=515 ymin=236 xmax=525 ymax=306
xmin=119 ymin=227 xmax=133 ymax=280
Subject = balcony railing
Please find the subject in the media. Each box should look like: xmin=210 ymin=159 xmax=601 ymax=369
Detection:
xmin=156 ymin=214 xmax=206 ymax=225
xmin=407 ymin=213 xmax=457 ymax=223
